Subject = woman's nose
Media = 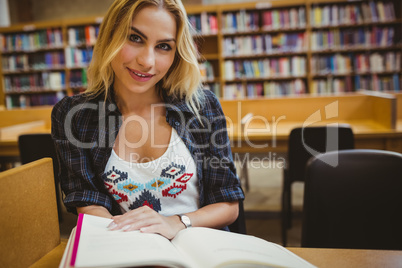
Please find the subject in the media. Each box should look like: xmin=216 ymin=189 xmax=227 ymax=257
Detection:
xmin=136 ymin=47 xmax=154 ymax=70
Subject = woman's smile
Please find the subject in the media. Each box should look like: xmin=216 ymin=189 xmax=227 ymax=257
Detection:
xmin=127 ymin=67 xmax=155 ymax=82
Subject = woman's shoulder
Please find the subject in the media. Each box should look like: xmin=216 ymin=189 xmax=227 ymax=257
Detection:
xmin=201 ymin=89 xmax=223 ymax=115
xmin=52 ymin=93 xmax=103 ymax=118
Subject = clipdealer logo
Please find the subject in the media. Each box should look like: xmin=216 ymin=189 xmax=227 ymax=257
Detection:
xmin=302 ymin=101 xmax=339 ymax=167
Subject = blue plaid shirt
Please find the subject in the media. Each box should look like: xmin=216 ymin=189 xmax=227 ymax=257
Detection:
xmin=51 ymin=89 xmax=244 ymax=215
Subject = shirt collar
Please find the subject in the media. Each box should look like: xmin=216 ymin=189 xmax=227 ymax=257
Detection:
xmin=92 ymin=87 xmax=196 ymax=123
xmin=162 ymin=90 xmax=195 ymax=116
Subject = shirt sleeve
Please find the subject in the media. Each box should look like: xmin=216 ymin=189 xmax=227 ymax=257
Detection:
xmin=202 ymin=91 xmax=245 ymax=204
xmin=51 ymin=97 xmax=116 ymax=214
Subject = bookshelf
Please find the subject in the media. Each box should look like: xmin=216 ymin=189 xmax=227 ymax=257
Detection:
xmin=0 ymin=0 xmax=401 ymax=107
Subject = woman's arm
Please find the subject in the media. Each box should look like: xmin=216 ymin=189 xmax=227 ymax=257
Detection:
xmin=186 ymin=201 xmax=239 ymax=229
xmin=108 ymin=201 xmax=239 ymax=239
xmin=77 ymin=205 xmax=113 ymax=218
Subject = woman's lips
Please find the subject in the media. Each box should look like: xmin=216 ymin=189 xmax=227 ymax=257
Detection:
xmin=127 ymin=68 xmax=154 ymax=82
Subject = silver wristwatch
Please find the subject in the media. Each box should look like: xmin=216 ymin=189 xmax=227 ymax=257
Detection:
xmin=178 ymin=214 xmax=192 ymax=228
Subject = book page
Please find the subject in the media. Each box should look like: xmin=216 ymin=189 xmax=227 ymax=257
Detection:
xmin=59 ymin=228 xmax=76 ymax=268
xmin=171 ymin=228 xmax=316 ymax=268
xmin=74 ymin=214 xmax=193 ymax=268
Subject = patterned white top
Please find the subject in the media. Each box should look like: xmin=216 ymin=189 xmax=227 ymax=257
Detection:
xmin=103 ymin=128 xmax=199 ymax=216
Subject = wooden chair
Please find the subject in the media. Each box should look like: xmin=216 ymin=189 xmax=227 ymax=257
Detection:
xmin=0 ymin=158 xmax=60 ymax=268
xmin=282 ymin=124 xmax=354 ymax=246
xmin=302 ymin=149 xmax=402 ymax=250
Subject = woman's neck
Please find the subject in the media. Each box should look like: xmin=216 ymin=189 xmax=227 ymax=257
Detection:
xmin=114 ymin=87 xmax=164 ymax=116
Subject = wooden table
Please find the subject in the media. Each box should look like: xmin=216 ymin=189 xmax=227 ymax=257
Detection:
xmin=0 ymin=106 xmax=52 ymax=157
xmin=288 ymin=247 xmax=402 ymax=268
xmin=0 ymin=121 xmax=50 ymax=157
xmin=31 ymin=240 xmax=402 ymax=268
xmin=228 ymin=120 xmax=402 ymax=154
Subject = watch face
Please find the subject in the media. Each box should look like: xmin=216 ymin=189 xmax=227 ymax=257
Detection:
xmin=181 ymin=215 xmax=191 ymax=228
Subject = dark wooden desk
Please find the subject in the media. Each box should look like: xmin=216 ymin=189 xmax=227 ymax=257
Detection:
xmin=31 ymin=240 xmax=402 ymax=268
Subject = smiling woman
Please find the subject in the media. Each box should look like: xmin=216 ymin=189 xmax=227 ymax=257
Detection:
xmin=51 ymin=0 xmax=244 ymax=240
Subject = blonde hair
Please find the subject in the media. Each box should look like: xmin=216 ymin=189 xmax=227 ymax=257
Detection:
xmin=86 ymin=0 xmax=204 ymax=115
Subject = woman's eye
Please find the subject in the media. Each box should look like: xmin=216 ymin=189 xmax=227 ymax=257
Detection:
xmin=129 ymin=34 xmax=142 ymax=43
xmin=158 ymin=43 xmax=172 ymax=51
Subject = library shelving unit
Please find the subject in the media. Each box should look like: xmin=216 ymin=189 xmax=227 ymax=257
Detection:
xmin=0 ymin=0 xmax=401 ymax=108
xmin=309 ymin=0 xmax=402 ymax=95
xmin=0 ymin=16 xmax=103 ymax=108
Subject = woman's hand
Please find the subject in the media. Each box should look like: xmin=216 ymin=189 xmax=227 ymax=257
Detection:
xmin=107 ymin=206 xmax=185 ymax=239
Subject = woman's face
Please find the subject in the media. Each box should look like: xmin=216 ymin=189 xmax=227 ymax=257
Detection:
xmin=111 ymin=5 xmax=177 ymax=96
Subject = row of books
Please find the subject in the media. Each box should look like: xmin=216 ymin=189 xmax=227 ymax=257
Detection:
xmin=355 ymin=74 xmax=400 ymax=92
xmin=311 ymin=74 xmax=401 ymax=94
xmin=3 ymin=71 xmax=66 ymax=93
xmin=2 ymin=45 xmax=95 ymax=71
xmin=311 ymin=27 xmax=396 ymax=51
xmin=310 ymin=1 xmax=396 ymax=27
xmin=67 ymin=25 xmax=100 ymax=47
xmin=0 ymin=29 xmax=63 ymax=52
xmin=65 ymin=47 xmax=93 ymax=68
xmin=224 ymin=57 xmax=306 ymax=80
xmin=356 ymin=52 xmax=401 ymax=73
xmin=199 ymin=61 xmax=215 ymax=82
xmin=5 ymin=91 xmax=65 ymax=108
xmin=221 ymin=10 xmax=259 ymax=34
xmin=221 ymin=7 xmax=306 ymax=33
xmin=311 ymin=52 xmax=401 ymax=75
xmin=261 ymin=7 xmax=306 ymax=30
xmin=223 ymin=79 xmax=306 ymax=99
xmin=70 ymin=69 xmax=88 ymax=89
xmin=188 ymin=13 xmax=218 ymax=35
xmin=311 ymin=77 xmax=353 ymax=94
xmin=2 ymin=51 xmax=65 ymax=72
xmin=223 ymin=33 xmax=306 ymax=57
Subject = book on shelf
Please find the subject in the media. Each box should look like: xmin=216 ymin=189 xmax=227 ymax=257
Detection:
xmin=188 ymin=12 xmax=218 ymax=35
xmin=3 ymin=71 xmax=65 ymax=93
xmin=60 ymin=214 xmax=316 ymax=268
xmin=68 ymin=26 xmax=99 ymax=47
xmin=311 ymin=51 xmax=401 ymax=75
xmin=0 ymin=29 xmax=63 ymax=52
xmin=264 ymin=79 xmax=306 ymax=97
xmin=311 ymin=26 xmax=396 ymax=51
xmin=310 ymin=1 xmax=396 ymax=27
xmin=223 ymin=33 xmax=306 ymax=57
xmin=262 ymin=7 xmax=306 ymax=30
xmin=2 ymin=51 xmax=66 ymax=71
xmin=224 ymin=83 xmax=245 ymax=99
xmin=70 ymin=69 xmax=88 ymax=88
xmin=5 ymin=91 xmax=65 ymax=108
xmin=224 ymin=57 xmax=306 ymax=80
xmin=199 ymin=60 xmax=214 ymax=82
xmin=221 ymin=10 xmax=259 ymax=33
xmin=65 ymin=47 xmax=93 ymax=68
xmin=311 ymin=77 xmax=353 ymax=95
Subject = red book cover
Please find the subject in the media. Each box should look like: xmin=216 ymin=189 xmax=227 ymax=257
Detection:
xmin=85 ymin=26 xmax=91 ymax=46
xmin=209 ymin=14 xmax=218 ymax=34
xmin=70 ymin=213 xmax=84 ymax=267
xmin=263 ymin=11 xmax=272 ymax=29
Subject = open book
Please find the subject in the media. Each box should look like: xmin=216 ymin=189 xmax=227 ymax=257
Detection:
xmin=60 ymin=214 xmax=316 ymax=268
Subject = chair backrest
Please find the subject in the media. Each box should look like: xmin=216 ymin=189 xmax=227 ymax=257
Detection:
xmin=18 ymin=133 xmax=59 ymax=181
xmin=228 ymin=200 xmax=247 ymax=234
xmin=287 ymin=124 xmax=354 ymax=183
xmin=301 ymin=149 xmax=402 ymax=250
xmin=0 ymin=158 xmax=60 ymax=268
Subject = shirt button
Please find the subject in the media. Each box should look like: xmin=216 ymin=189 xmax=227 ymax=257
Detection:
xmin=175 ymin=121 xmax=180 ymax=126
